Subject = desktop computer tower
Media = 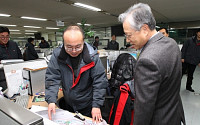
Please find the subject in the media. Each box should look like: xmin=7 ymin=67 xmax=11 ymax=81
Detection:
xmin=22 ymin=67 xmax=47 ymax=96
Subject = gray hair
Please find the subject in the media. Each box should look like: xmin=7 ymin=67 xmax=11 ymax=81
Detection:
xmin=118 ymin=3 xmax=156 ymax=31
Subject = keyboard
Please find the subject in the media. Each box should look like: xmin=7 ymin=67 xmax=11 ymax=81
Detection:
xmin=15 ymin=95 xmax=29 ymax=108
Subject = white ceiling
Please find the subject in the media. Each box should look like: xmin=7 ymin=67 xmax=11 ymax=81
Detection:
xmin=1 ymin=0 xmax=200 ymax=38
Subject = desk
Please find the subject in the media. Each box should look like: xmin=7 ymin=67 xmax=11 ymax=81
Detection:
xmin=27 ymin=90 xmax=108 ymax=125
xmin=27 ymin=89 xmax=63 ymax=109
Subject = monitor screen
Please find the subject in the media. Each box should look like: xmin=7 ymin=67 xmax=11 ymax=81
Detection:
xmin=111 ymin=25 xmax=124 ymax=36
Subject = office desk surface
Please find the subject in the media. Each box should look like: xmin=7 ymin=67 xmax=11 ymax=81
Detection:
xmin=27 ymin=90 xmax=108 ymax=125
xmin=28 ymin=90 xmax=63 ymax=109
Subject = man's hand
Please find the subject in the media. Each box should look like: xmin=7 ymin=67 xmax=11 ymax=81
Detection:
xmin=48 ymin=103 xmax=56 ymax=120
xmin=91 ymin=107 xmax=102 ymax=123
xmin=181 ymin=59 xmax=184 ymax=63
xmin=198 ymin=63 xmax=200 ymax=67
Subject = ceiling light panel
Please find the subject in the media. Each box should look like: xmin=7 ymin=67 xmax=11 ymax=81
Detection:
xmin=77 ymin=23 xmax=91 ymax=26
xmin=25 ymin=33 xmax=34 ymax=34
xmin=0 ymin=24 xmax=16 ymax=27
xmin=21 ymin=16 xmax=47 ymax=21
xmin=23 ymin=26 xmax=41 ymax=28
xmin=46 ymin=27 xmax=59 ymax=29
xmin=0 ymin=13 xmax=11 ymax=17
xmin=25 ymin=30 xmax=38 ymax=32
xmin=73 ymin=3 xmax=101 ymax=12
xmin=9 ymin=30 xmax=20 ymax=31
xmin=10 ymin=32 xmax=21 ymax=34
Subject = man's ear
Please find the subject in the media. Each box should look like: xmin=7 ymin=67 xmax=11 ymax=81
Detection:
xmin=141 ymin=24 xmax=150 ymax=37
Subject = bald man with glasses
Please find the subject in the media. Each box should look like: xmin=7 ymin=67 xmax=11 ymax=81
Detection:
xmin=45 ymin=24 xmax=108 ymax=123
xmin=0 ymin=26 xmax=22 ymax=63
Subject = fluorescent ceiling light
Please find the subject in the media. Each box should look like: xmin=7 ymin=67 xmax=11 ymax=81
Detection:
xmin=74 ymin=3 xmax=101 ymax=12
xmin=77 ymin=23 xmax=91 ymax=26
xmin=156 ymin=26 xmax=160 ymax=28
xmin=25 ymin=33 xmax=34 ymax=35
xmin=46 ymin=27 xmax=59 ymax=29
xmin=187 ymin=26 xmax=200 ymax=29
xmin=23 ymin=26 xmax=41 ymax=28
xmin=0 ymin=13 xmax=11 ymax=17
xmin=21 ymin=16 xmax=47 ymax=21
xmin=0 ymin=24 xmax=16 ymax=27
xmin=9 ymin=30 xmax=20 ymax=31
xmin=10 ymin=32 xmax=21 ymax=34
xmin=25 ymin=30 xmax=38 ymax=32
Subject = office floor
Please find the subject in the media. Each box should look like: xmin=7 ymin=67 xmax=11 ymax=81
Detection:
xmin=181 ymin=66 xmax=200 ymax=125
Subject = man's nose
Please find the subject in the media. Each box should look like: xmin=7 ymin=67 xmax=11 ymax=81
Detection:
xmin=126 ymin=37 xmax=130 ymax=42
xmin=72 ymin=48 xmax=76 ymax=52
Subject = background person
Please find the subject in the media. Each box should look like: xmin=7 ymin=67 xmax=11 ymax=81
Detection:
xmin=118 ymin=3 xmax=185 ymax=125
xmin=39 ymin=37 xmax=50 ymax=48
xmin=24 ymin=38 xmax=38 ymax=61
xmin=0 ymin=26 xmax=22 ymax=63
xmin=107 ymin=35 xmax=119 ymax=50
xmin=181 ymin=28 xmax=200 ymax=92
xmin=159 ymin=27 xmax=169 ymax=37
xmin=93 ymin=36 xmax=99 ymax=49
xmin=45 ymin=24 xmax=108 ymax=123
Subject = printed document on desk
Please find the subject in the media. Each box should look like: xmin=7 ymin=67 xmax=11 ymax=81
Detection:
xmin=31 ymin=105 xmax=107 ymax=125
xmin=30 ymin=106 xmax=58 ymax=125
xmin=35 ymin=108 xmax=95 ymax=125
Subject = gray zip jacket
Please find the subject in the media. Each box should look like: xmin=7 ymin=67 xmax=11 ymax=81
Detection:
xmin=45 ymin=42 xmax=108 ymax=111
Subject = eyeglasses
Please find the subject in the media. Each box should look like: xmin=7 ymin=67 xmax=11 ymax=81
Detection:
xmin=0 ymin=36 xmax=10 ymax=40
xmin=124 ymin=34 xmax=133 ymax=39
xmin=124 ymin=32 xmax=136 ymax=39
xmin=64 ymin=44 xmax=83 ymax=52
xmin=124 ymin=30 xmax=138 ymax=39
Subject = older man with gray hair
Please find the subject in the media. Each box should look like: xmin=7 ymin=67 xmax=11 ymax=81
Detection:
xmin=118 ymin=3 xmax=185 ymax=125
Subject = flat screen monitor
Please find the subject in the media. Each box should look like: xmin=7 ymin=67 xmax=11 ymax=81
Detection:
xmin=0 ymin=96 xmax=43 ymax=125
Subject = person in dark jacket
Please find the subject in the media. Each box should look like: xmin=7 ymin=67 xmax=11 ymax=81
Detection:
xmin=181 ymin=29 xmax=200 ymax=92
xmin=24 ymin=38 xmax=38 ymax=61
xmin=0 ymin=26 xmax=22 ymax=63
xmin=93 ymin=36 xmax=99 ymax=49
xmin=39 ymin=37 xmax=50 ymax=48
xmin=107 ymin=35 xmax=119 ymax=50
xmin=45 ymin=24 xmax=108 ymax=123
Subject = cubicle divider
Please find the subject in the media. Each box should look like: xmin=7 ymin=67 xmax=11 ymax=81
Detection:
xmin=3 ymin=59 xmax=48 ymax=97
xmin=98 ymin=50 xmax=138 ymax=72
xmin=35 ymin=48 xmax=53 ymax=57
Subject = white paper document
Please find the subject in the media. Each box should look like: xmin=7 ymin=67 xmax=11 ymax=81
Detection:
xmin=36 ymin=109 xmax=94 ymax=125
xmin=31 ymin=105 xmax=107 ymax=125
xmin=5 ymin=70 xmax=23 ymax=97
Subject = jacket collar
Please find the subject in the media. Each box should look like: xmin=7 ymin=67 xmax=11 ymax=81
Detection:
xmin=57 ymin=43 xmax=93 ymax=64
xmin=0 ymin=40 xmax=9 ymax=47
xmin=140 ymin=32 xmax=164 ymax=54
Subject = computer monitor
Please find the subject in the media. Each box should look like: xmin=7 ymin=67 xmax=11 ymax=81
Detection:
xmin=0 ymin=65 xmax=8 ymax=94
xmin=0 ymin=96 xmax=43 ymax=125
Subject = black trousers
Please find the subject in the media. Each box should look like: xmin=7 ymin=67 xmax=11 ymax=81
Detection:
xmin=57 ymin=97 xmax=92 ymax=117
xmin=182 ymin=62 xmax=197 ymax=88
